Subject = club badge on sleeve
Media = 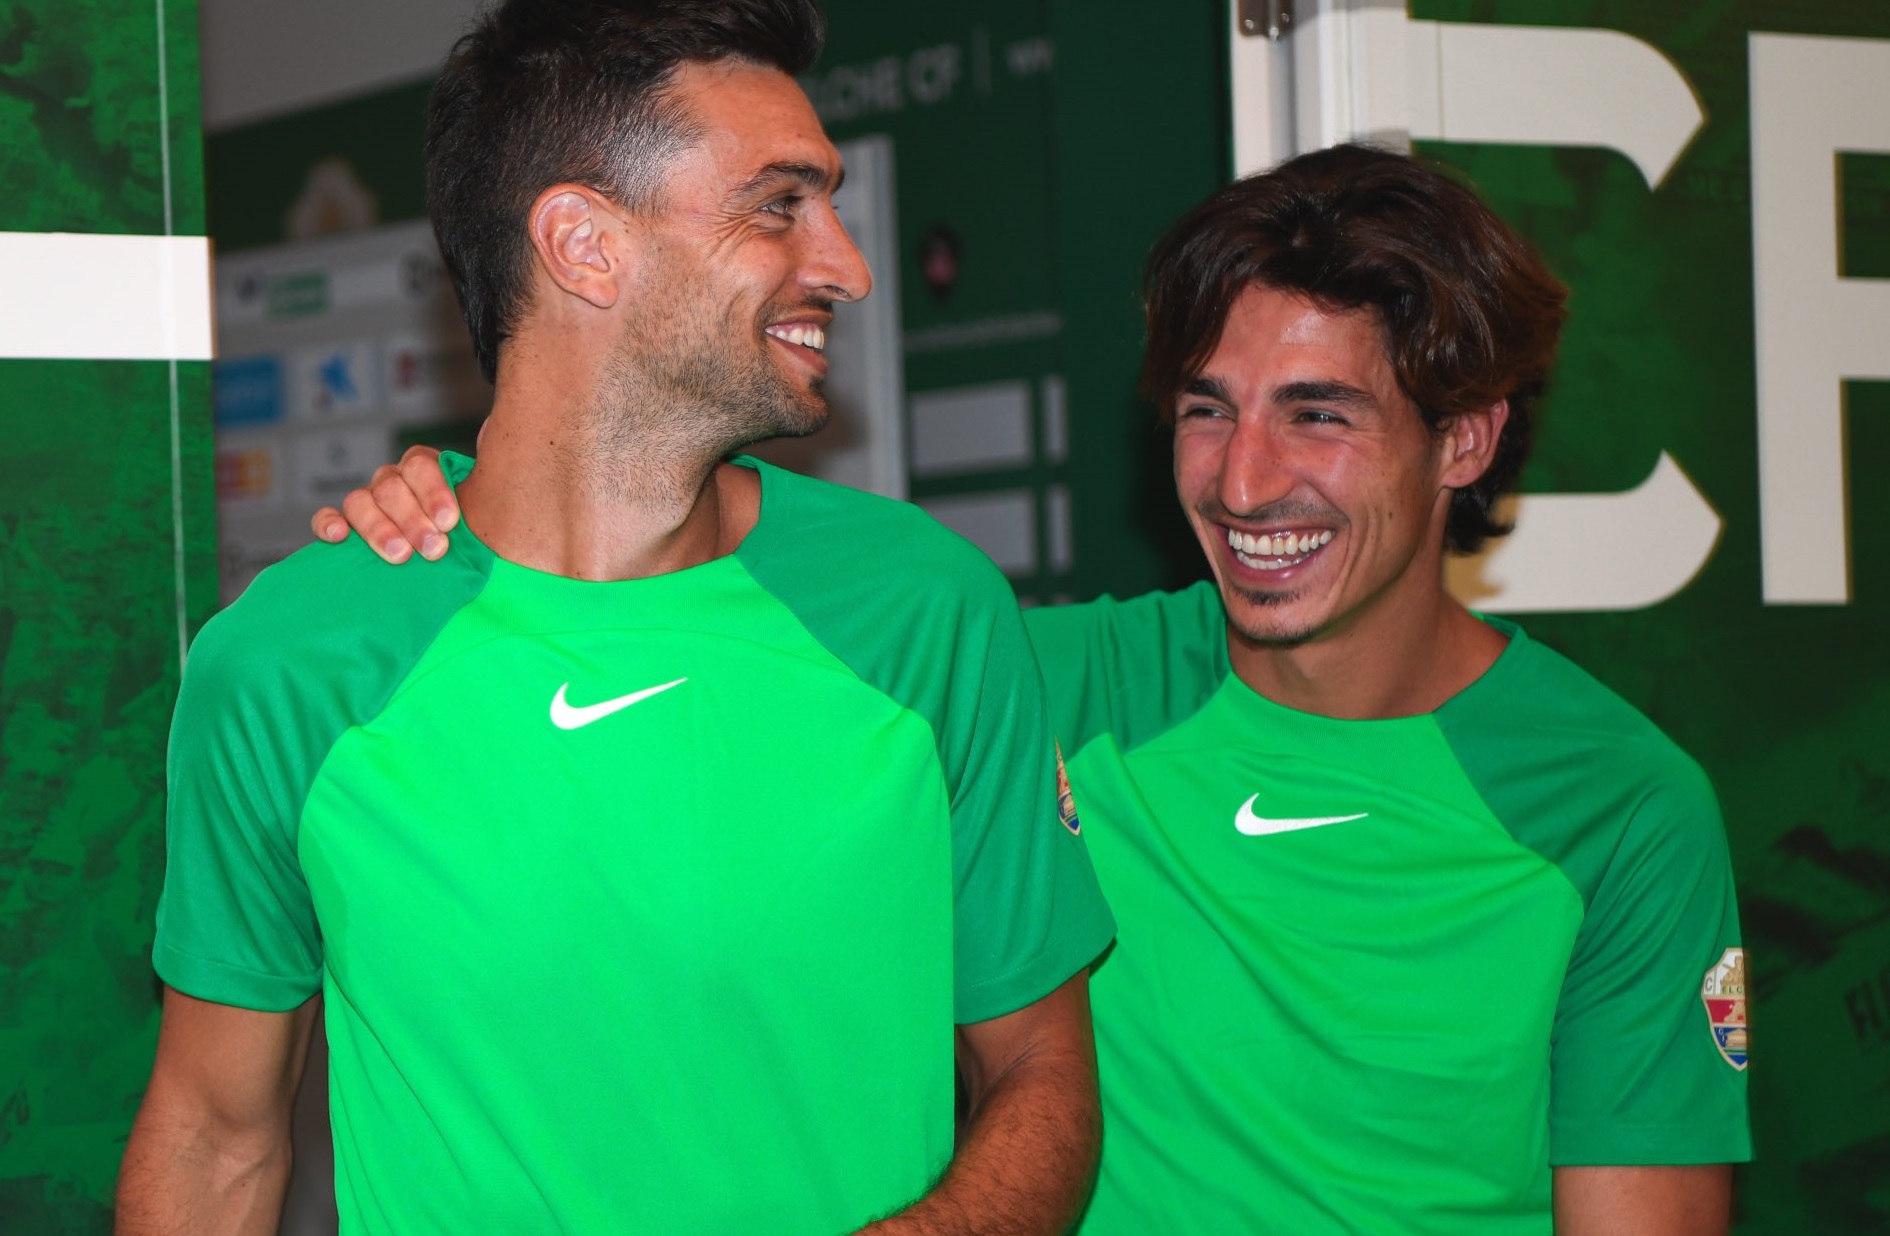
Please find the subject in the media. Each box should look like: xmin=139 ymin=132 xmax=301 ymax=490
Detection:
xmin=1701 ymin=947 xmax=1748 ymax=1070
xmin=1054 ymin=743 xmax=1081 ymax=835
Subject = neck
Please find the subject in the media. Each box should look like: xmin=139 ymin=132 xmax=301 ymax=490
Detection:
xmin=456 ymin=355 xmax=760 ymax=581
xmin=1226 ymin=591 xmax=1506 ymax=720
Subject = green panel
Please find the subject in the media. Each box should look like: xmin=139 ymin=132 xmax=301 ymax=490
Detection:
xmin=1841 ymin=152 xmax=1890 ymax=280
xmin=0 ymin=0 xmax=213 ymax=1229
xmin=811 ymin=0 xmax=1223 ymax=602
xmin=0 ymin=0 xmax=204 ymax=234
xmin=817 ymin=4 xmax=1059 ymax=337
xmin=1048 ymin=0 xmax=1226 ymax=601
xmin=814 ymin=3 xmax=1075 ymax=600
xmin=1410 ymin=3 xmax=1890 ymax=1232
xmin=204 ymin=79 xmax=431 ymax=254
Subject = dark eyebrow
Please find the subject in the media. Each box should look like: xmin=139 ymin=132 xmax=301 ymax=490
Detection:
xmin=1182 ymin=374 xmax=1234 ymax=403
xmin=731 ymin=160 xmax=844 ymax=202
xmin=1272 ymin=380 xmax=1376 ymax=408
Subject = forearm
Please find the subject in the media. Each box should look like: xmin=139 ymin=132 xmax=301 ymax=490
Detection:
xmin=859 ymin=1047 xmax=1100 ymax=1236
xmin=1552 ymin=1164 xmax=1732 ymax=1236
xmin=115 ymin=1094 xmax=293 ymax=1236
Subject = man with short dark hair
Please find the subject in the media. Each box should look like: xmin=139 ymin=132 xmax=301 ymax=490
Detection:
xmin=319 ymin=144 xmax=1751 ymax=1233
xmin=118 ymin=3 xmax=1112 ymax=1233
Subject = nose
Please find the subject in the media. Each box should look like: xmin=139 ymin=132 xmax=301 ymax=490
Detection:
xmin=805 ymin=205 xmax=872 ymax=304
xmin=1217 ymin=417 xmax=1295 ymax=517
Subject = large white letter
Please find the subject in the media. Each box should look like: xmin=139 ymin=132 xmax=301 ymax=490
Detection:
xmin=1446 ymin=454 xmax=1721 ymax=613
xmin=0 ymin=233 xmax=213 ymax=360
xmin=1751 ymin=33 xmax=1890 ymax=605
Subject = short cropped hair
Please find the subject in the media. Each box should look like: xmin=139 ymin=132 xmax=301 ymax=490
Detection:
xmin=427 ymin=0 xmax=825 ymax=381
xmin=1140 ymin=143 xmax=1568 ymax=554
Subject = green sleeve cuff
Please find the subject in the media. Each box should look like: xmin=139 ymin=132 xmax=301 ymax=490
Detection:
xmin=153 ymin=943 xmax=321 ymax=1013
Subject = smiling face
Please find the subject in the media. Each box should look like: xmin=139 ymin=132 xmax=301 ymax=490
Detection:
xmin=616 ymin=58 xmax=871 ymax=444
xmin=1173 ymin=284 xmax=1494 ymax=659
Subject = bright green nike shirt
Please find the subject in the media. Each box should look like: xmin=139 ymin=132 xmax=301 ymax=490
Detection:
xmin=156 ymin=454 xmax=1115 ymax=1234
xmin=1026 ymin=583 xmax=1749 ymax=1235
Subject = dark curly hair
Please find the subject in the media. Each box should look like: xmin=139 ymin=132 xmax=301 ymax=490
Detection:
xmin=1140 ymin=143 xmax=1568 ymax=554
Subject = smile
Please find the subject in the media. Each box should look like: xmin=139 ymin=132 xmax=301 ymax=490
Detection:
xmin=1227 ymin=527 xmax=1333 ymax=571
xmin=765 ymin=323 xmax=826 ymax=352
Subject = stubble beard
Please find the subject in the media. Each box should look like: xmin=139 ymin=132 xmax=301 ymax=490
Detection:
xmin=586 ymin=297 xmax=831 ymax=501
xmin=627 ymin=294 xmax=830 ymax=448
xmin=1222 ymin=582 xmax=1322 ymax=649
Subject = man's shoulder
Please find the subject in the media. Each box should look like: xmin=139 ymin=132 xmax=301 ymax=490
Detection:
xmin=185 ymin=536 xmax=490 ymax=707
xmin=1477 ymin=627 xmax=1703 ymax=776
xmin=744 ymin=462 xmax=1015 ymax=605
xmin=1444 ymin=623 xmax=1721 ymax=857
xmin=1025 ymin=583 xmax=1228 ymax=755
xmin=1023 ymin=581 xmax=1223 ymax=652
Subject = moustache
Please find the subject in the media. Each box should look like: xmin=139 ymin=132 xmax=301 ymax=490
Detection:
xmin=1195 ymin=497 xmax=1344 ymax=527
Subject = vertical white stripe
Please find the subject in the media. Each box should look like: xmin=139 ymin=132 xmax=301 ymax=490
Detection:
xmin=156 ymin=0 xmax=189 ymax=674
xmin=156 ymin=0 xmax=173 ymax=237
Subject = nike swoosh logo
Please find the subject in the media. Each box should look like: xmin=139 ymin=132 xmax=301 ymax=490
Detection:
xmin=1234 ymin=794 xmax=1367 ymax=836
xmin=549 ymin=678 xmax=687 ymax=731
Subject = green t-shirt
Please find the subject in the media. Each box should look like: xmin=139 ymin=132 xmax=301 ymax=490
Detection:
xmin=1026 ymin=582 xmax=1749 ymax=1236
xmin=157 ymin=455 xmax=1115 ymax=1235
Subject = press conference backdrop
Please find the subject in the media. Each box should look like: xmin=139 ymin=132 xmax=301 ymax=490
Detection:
xmin=1 ymin=0 xmax=1885 ymax=1231
xmin=212 ymin=0 xmax=1890 ymax=1226
xmin=0 ymin=0 xmax=215 ymax=1228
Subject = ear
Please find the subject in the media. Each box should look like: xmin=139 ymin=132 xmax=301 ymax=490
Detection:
xmin=1437 ymin=398 xmax=1509 ymax=490
xmin=526 ymin=185 xmax=634 ymax=310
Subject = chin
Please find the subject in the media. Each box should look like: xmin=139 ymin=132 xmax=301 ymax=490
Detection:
xmin=1221 ymin=585 xmax=1325 ymax=648
xmin=772 ymin=397 xmax=830 ymax=439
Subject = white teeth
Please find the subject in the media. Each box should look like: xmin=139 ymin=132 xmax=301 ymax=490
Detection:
xmin=766 ymin=324 xmax=826 ymax=352
xmin=1225 ymin=527 xmax=1332 ymax=569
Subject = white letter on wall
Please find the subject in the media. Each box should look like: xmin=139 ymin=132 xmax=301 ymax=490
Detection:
xmin=1751 ymin=33 xmax=1890 ymax=605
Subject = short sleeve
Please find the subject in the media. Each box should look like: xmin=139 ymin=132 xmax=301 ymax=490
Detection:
xmin=156 ymin=609 xmax=325 ymax=1011
xmin=1024 ymin=583 xmax=1229 ymax=759
xmin=944 ymin=595 xmax=1116 ymax=1023
xmin=155 ymin=532 xmax=481 ymax=1012
xmin=1548 ymin=758 xmax=1752 ymax=1165
xmin=730 ymin=465 xmax=1114 ymax=1025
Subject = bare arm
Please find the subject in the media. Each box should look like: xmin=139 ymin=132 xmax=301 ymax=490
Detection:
xmin=859 ymin=971 xmax=1101 ymax=1236
xmin=1553 ymin=1165 xmax=1732 ymax=1236
xmin=115 ymin=987 xmax=319 ymax=1236
xmin=312 ymin=445 xmax=459 ymax=562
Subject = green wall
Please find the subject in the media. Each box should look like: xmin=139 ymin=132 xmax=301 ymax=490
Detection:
xmin=0 ymin=0 xmax=215 ymax=1229
xmin=194 ymin=3 xmax=1890 ymax=1233
xmin=1410 ymin=3 xmax=1890 ymax=1230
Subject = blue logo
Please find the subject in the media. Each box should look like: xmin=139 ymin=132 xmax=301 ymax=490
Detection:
xmin=318 ymin=351 xmax=360 ymax=405
xmin=213 ymin=356 xmax=284 ymax=426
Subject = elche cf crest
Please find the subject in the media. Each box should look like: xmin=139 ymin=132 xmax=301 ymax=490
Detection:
xmin=1700 ymin=947 xmax=1747 ymax=1071
xmin=1054 ymin=743 xmax=1081 ymax=835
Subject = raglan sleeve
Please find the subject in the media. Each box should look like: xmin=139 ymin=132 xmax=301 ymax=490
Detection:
xmin=945 ymin=583 xmax=1116 ymax=1025
xmin=1548 ymin=749 xmax=1751 ymax=1165
xmin=153 ymin=608 xmax=325 ymax=1012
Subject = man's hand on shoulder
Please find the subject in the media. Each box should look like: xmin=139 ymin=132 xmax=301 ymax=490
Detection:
xmin=310 ymin=445 xmax=460 ymax=564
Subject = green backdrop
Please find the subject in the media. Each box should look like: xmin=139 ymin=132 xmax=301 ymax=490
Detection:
xmin=1410 ymin=4 xmax=1890 ymax=1230
xmin=0 ymin=0 xmax=214 ymax=1228
xmin=92 ymin=1 xmax=1890 ymax=1232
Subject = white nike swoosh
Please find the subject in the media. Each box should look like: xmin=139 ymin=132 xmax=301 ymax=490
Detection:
xmin=1234 ymin=794 xmax=1368 ymax=836
xmin=549 ymin=678 xmax=687 ymax=731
